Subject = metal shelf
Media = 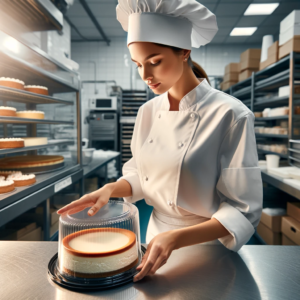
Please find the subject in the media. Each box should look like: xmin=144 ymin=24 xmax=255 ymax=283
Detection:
xmin=254 ymin=96 xmax=290 ymax=109
xmin=255 ymin=115 xmax=289 ymax=121
xmin=0 ymin=86 xmax=74 ymax=105
xmin=255 ymin=69 xmax=290 ymax=91
xmin=232 ymin=86 xmax=251 ymax=98
xmin=0 ymin=139 xmax=73 ymax=155
xmin=256 ymin=133 xmax=288 ymax=138
xmin=257 ymin=149 xmax=288 ymax=159
xmin=0 ymin=162 xmax=82 ymax=216
xmin=0 ymin=116 xmax=73 ymax=125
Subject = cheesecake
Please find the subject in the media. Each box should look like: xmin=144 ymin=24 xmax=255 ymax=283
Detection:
xmin=0 ymin=180 xmax=15 ymax=194
xmin=0 ymin=138 xmax=24 ymax=149
xmin=24 ymin=85 xmax=48 ymax=95
xmin=7 ymin=174 xmax=36 ymax=187
xmin=0 ymin=106 xmax=17 ymax=117
xmin=16 ymin=110 xmax=45 ymax=119
xmin=61 ymin=228 xmax=139 ymax=278
xmin=0 ymin=77 xmax=25 ymax=90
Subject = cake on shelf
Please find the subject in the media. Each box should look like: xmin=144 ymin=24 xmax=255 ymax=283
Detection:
xmin=0 ymin=171 xmax=22 ymax=178
xmin=61 ymin=228 xmax=139 ymax=278
xmin=0 ymin=180 xmax=15 ymax=194
xmin=24 ymin=85 xmax=48 ymax=95
xmin=0 ymin=138 xmax=24 ymax=149
xmin=22 ymin=137 xmax=48 ymax=147
xmin=7 ymin=173 xmax=36 ymax=186
xmin=0 ymin=155 xmax=64 ymax=172
xmin=0 ymin=106 xmax=17 ymax=117
xmin=0 ymin=77 xmax=25 ymax=90
xmin=16 ymin=111 xmax=45 ymax=119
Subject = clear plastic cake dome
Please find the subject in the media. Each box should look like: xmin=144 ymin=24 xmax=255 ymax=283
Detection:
xmin=56 ymin=200 xmax=142 ymax=287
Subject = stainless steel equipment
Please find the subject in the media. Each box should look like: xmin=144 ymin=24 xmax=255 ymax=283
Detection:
xmin=89 ymin=111 xmax=118 ymax=151
xmin=89 ymin=96 xmax=118 ymax=111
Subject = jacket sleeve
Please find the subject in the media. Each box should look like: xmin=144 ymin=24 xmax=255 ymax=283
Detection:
xmin=211 ymin=112 xmax=263 ymax=252
xmin=116 ymin=105 xmax=145 ymax=203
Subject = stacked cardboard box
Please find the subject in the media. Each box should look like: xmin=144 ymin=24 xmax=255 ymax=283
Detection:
xmin=259 ymin=41 xmax=279 ymax=70
xmin=279 ymin=10 xmax=300 ymax=59
xmin=0 ymin=222 xmax=42 ymax=241
xmin=222 ymin=62 xmax=239 ymax=90
xmin=256 ymin=208 xmax=284 ymax=245
xmin=239 ymin=49 xmax=261 ymax=82
xmin=281 ymin=202 xmax=300 ymax=245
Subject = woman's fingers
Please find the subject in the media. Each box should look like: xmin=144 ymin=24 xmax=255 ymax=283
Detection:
xmin=88 ymin=199 xmax=108 ymax=216
xmin=57 ymin=195 xmax=93 ymax=214
xmin=149 ymin=256 xmax=168 ymax=275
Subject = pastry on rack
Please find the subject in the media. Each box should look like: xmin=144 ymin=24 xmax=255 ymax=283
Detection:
xmin=0 ymin=171 xmax=22 ymax=178
xmin=61 ymin=228 xmax=139 ymax=278
xmin=0 ymin=77 xmax=25 ymax=90
xmin=0 ymin=155 xmax=64 ymax=173
xmin=22 ymin=137 xmax=48 ymax=147
xmin=7 ymin=173 xmax=36 ymax=187
xmin=0 ymin=180 xmax=15 ymax=194
xmin=16 ymin=110 xmax=45 ymax=119
xmin=0 ymin=106 xmax=17 ymax=117
xmin=24 ymin=85 xmax=48 ymax=96
xmin=0 ymin=138 xmax=24 ymax=149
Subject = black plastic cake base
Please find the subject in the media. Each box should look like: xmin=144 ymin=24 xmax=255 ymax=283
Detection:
xmin=48 ymin=245 xmax=146 ymax=291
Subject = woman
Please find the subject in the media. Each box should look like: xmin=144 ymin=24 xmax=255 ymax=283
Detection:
xmin=57 ymin=0 xmax=263 ymax=282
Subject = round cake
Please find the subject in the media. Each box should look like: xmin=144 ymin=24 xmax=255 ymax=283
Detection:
xmin=0 ymin=106 xmax=17 ymax=117
xmin=0 ymin=155 xmax=64 ymax=169
xmin=16 ymin=111 xmax=45 ymax=119
xmin=0 ymin=180 xmax=15 ymax=194
xmin=7 ymin=174 xmax=36 ymax=187
xmin=22 ymin=137 xmax=48 ymax=147
xmin=0 ymin=77 xmax=25 ymax=90
xmin=24 ymin=85 xmax=48 ymax=95
xmin=0 ymin=138 xmax=24 ymax=149
xmin=61 ymin=228 xmax=139 ymax=278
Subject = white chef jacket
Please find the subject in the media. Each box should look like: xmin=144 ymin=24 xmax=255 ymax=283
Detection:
xmin=117 ymin=78 xmax=263 ymax=252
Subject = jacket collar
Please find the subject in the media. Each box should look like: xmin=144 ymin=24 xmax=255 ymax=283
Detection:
xmin=161 ymin=78 xmax=211 ymax=111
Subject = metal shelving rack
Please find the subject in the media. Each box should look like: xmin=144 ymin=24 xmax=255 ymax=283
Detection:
xmin=119 ymin=88 xmax=151 ymax=168
xmin=223 ymin=51 xmax=300 ymax=162
xmin=0 ymin=29 xmax=82 ymax=241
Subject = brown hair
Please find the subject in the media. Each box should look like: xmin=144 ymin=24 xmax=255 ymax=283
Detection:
xmin=153 ymin=43 xmax=210 ymax=85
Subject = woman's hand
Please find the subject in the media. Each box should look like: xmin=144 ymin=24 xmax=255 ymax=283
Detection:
xmin=56 ymin=185 xmax=113 ymax=216
xmin=133 ymin=230 xmax=177 ymax=282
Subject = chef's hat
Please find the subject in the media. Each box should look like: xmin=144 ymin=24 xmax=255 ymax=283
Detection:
xmin=116 ymin=0 xmax=218 ymax=50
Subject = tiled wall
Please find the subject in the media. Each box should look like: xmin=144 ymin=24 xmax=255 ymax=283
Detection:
xmin=71 ymin=38 xmax=261 ymax=138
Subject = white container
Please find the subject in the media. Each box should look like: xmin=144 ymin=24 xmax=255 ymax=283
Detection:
xmin=279 ymin=24 xmax=300 ymax=46
xmin=71 ymin=148 xmax=95 ymax=165
xmin=266 ymin=154 xmax=280 ymax=169
xmin=280 ymin=10 xmax=300 ymax=33
xmin=278 ymin=85 xmax=290 ymax=97
xmin=261 ymin=35 xmax=274 ymax=62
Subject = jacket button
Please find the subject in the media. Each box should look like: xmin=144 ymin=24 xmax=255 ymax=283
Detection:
xmin=167 ymin=201 xmax=171 ymax=206
xmin=190 ymin=113 xmax=195 ymax=119
xmin=158 ymin=114 xmax=161 ymax=118
xmin=178 ymin=142 xmax=183 ymax=148
xmin=149 ymin=138 xmax=153 ymax=143
xmin=145 ymin=176 xmax=148 ymax=181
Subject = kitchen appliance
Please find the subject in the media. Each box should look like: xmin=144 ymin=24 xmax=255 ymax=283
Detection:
xmin=89 ymin=97 xmax=118 ymax=111
xmin=48 ymin=200 xmax=144 ymax=290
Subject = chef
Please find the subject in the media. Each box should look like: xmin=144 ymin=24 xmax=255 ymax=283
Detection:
xmin=57 ymin=0 xmax=263 ymax=283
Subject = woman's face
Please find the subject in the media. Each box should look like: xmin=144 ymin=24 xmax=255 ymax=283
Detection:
xmin=128 ymin=42 xmax=188 ymax=94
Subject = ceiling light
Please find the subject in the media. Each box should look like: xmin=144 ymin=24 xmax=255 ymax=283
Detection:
xmin=244 ymin=3 xmax=279 ymax=15
xmin=230 ymin=27 xmax=257 ymax=36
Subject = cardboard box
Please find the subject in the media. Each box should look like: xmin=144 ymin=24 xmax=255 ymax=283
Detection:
xmin=268 ymin=41 xmax=279 ymax=57
xmin=238 ymin=69 xmax=254 ymax=82
xmin=225 ymin=63 xmax=239 ymax=74
xmin=287 ymin=202 xmax=300 ymax=223
xmin=279 ymin=35 xmax=300 ymax=59
xmin=223 ymin=81 xmax=237 ymax=90
xmin=19 ymin=227 xmax=42 ymax=241
xmin=259 ymin=211 xmax=283 ymax=233
xmin=259 ymin=53 xmax=278 ymax=70
xmin=281 ymin=216 xmax=300 ymax=245
xmin=282 ymin=234 xmax=298 ymax=245
xmin=240 ymin=49 xmax=261 ymax=61
xmin=280 ymin=10 xmax=300 ymax=33
xmin=257 ymin=222 xmax=282 ymax=245
xmin=224 ymin=72 xmax=239 ymax=83
xmin=240 ymin=59 xmax=260 ymax=72
xmin=0 ymin=222 xmax=37 ymax=240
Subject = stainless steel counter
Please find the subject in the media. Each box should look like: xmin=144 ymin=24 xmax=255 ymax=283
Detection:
xmin=1 ymin=241 xmax=299 ymax=300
